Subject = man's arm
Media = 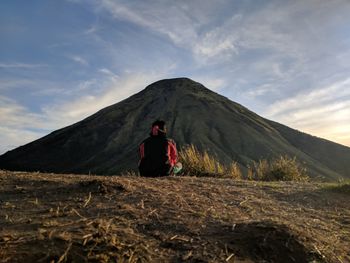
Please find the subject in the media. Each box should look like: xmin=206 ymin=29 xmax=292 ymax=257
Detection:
xmin=138 ymin=142 xmax=145 ymax=166
xmin=168 ymin=140 xmax=177 ymax=167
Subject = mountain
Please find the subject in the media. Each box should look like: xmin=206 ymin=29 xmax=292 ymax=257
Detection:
xmin=1 ymin=78 xmax=350 ymax=180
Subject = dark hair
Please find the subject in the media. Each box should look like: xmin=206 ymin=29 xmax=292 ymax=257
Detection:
xmin=152 ymin=120 xmax=166 ymax=130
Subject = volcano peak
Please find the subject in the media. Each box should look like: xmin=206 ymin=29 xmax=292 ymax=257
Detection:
xmin=144 ymin=77 xmax=210 ymax=94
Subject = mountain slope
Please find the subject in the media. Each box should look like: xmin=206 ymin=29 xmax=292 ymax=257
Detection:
xmin=0 ymin=78 xmax=350 ymax=180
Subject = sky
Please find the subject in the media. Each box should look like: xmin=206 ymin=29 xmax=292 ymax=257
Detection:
xmin=1 ymin=0 xmax=350 ymax=154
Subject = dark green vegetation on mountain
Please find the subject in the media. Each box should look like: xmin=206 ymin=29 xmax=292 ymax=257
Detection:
xmin=1 ymin=78 xmax=350 ymax=180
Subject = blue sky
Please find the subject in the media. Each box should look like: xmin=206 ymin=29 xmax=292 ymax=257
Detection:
xmin=1 ymin=0 xmax=350 ymax=154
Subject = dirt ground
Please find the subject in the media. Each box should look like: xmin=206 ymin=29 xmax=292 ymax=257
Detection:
xmin=0 ymin=170 xmax=349 ymax=263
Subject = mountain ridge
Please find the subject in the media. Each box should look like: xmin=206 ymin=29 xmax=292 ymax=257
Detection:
xmin=1 ymin=77 xmax=349 ymax=180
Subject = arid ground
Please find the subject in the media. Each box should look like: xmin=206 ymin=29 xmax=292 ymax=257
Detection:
xmin=0 ymin=170 xmax=349 ymax=262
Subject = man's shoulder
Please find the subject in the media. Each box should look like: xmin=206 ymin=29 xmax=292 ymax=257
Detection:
xmin=140 ymin=136 xmax=151 ymax=144
xmin=141 ymin=136 xmax=176 ymax=144
xmin=141 ymin=136 xmax=164 ymax=143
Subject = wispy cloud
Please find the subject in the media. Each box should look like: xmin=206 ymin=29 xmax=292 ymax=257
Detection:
xmin=98 ymin=68 xmax=119 ymax=79
xmin=0 ymin=96 xmax=47 ymax=130
xmin=0 ymin=79 xmax=36 ymax=90
xmin=264 ymin=78 xmax=350 ymax=146
xmin=245 ymin=84 xmax=276 ymax=98
xmin=0 ymin=63 xmax=47 ymax=69
xmin=265 ymin=78 xmax=350 ymax=118
xmin=42 ymin=72 xmax=159 ymax=124
xmin=84 ymin=24 xmax=99 ymax=35
xmin=67 ymin=55 xmax=89 ymax=66
xmin=0 ymin=96 xmax=51 ymax=154
xmin=95 ymin=0 xmax=249 ymax=64
xmin=0 ymin=126 xmax=44 ymax=155
xmin=97 ymin=0 xmax=199 ymax=46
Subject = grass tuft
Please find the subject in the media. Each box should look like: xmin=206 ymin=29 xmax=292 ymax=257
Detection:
xmin=179 ymin=144 xmax=226 ymax=177
xmin=248 ymin=155 xmax=309 ymax=182
xmin=179 ymin=145 xmax=308 ymax=181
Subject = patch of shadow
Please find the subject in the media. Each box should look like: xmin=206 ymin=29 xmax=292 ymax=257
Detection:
xmin=208 ymin=221 xmax=325 ymax=263
xmin=78 ymin=180 xmax=127 ymax=194
xmin=322 ymin=183 xmax=350 ymax=195
xmin=1 ymin=238 xmax=85 ymax=263
xmin=264 ymin=187 xmax=348 ymax=210
xmin=137 ymin=222 xmax=191 ymax=239
xmin=137 ymin=222 xmax=199 ymax=261
xmin=0 ymin=179 xmax=63 ymax=197
xmin=29 ymin=180 xmax=127 ymax=196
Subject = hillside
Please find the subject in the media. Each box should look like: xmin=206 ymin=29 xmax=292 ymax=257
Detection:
xmin=1 ymin=78 xmax=350 ymax=180
xmin=0 ymin=170 xmax=349 ymax=262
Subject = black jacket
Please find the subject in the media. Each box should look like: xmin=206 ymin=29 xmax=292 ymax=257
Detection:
xmin=138 ymin=133 xmax=177 ymax=177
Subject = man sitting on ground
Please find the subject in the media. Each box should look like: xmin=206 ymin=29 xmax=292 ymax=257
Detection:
xmin=138 ymin=120 xmax=181 ymax=177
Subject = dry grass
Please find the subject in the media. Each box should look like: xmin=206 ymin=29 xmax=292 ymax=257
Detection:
xmin=179 ymin=145 xmax=308 ymax=182
xmin=226 ymin=161 xmax=242 ymax=179
xmin=179 ymin=144 xmax=225 ymax=176
xmin=179 ymin=144 xmax=241 ymax=179
xmin=1 ymin=170 xmax=349 ymax=262
xmin=250 ymin=156 xmax=309 ymax=181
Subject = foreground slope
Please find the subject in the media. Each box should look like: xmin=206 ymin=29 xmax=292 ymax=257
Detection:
xmin=0 ymin=170 xmax=349 ymax=262
xmin=1 ymin=78 xmax=350 ymax=180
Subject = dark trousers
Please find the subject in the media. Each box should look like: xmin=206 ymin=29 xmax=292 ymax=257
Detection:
xmin=139 ymin=165 xmax=173 ymax=177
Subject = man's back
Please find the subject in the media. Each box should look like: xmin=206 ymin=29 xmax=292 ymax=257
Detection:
xmin=138 ymin=120 xmax=177 ymax=177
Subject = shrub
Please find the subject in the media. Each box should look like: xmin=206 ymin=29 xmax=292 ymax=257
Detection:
xmin=251 ymin=156 xmax=308 ymax=181
xmin=179 ymin=145 xmax=242 ymax=179
xmin=179 ymin=145 xmax=307 ymax=181
xmin=179 ymin=144 xmax=225 ymax=177
xmin=227 ymin=162 xmax=242 ymax=179
xmin=253 ymin=159 xmax=269 ymax=180
xmin=247 ymin=165 xmax=254 ymax=180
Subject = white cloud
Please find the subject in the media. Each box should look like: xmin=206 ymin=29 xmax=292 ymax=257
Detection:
xmin=0 ymin=79 xmax=36 ymax=90
xmin=246 ymin=84 xmax=276 ymax=98
xmin=0 ymin=126 xmax=44 ymax=155
xmin=265 ymin=78 xmax=350 ymax=117
xmin=41 ymin=72 xmax=160 ymax=125
xmin=93 ymin=0 xmax=350 ymax=68
xmin=68 ymin=55 xmax=89 ymax=66
xmin=98 ymin=68 xmax=119 ymax=79
xmin=193 ymin=31 xmax=238 ymax=63
xmin=108 ymin=0 xmax=201 ymax=44
xmin=0 ymin=77 xmax=76 ymax=96
xmin=95 ymin=0 xmax=209 ymax=57
xmin=0 ymin=63 xmax=47 ymax=69
xmin=84 ymin=24 xmax=99 ymax=34
xmin=264 ymin=78 xmax=350 ymax=146
xmin=0 ymin=96 xmax=49 ymax=154
xmin=0 ymin=96 xmax=45 ymax=129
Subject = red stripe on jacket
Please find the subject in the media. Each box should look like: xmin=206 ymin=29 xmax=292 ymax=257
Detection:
xmin=139 ymin=143 xmax=145 ymax=159
xmin=168 ymin=140 xmax=177 ymax=167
